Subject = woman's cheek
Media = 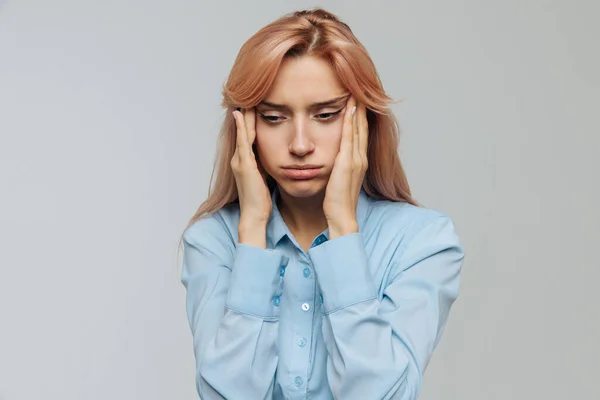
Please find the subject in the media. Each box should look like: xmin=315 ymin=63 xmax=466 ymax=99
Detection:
xmin=319 ymin=120 xmax=344 ymax=145
xmin=254 ymin=135 xmax=278 ymax=172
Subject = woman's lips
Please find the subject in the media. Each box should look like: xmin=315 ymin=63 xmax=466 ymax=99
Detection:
xmin=282 ymin=167 xmax=322 ymax=180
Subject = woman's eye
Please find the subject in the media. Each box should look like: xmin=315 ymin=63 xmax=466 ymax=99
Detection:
xmin=315 ymin=109 xmax=343 ymax=120
xmin=258 ymin=109 xmax=343 ymax=123
xmin=259 ymin=114 xmax=283 ymax=123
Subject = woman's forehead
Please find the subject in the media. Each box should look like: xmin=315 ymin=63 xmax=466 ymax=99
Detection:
xmin=261 ymin=56 xmax=347 ymax=108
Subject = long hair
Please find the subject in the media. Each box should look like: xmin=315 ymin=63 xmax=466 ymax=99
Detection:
xmin=184 ymin=8 xmax=418 ymax=237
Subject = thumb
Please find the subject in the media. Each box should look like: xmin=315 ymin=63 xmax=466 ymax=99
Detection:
xmin=257 ymin=159 xmax=269 ymax=185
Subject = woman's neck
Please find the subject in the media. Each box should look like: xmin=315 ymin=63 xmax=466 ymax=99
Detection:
xmin=277 ymin=187 xmax=328 ymax=240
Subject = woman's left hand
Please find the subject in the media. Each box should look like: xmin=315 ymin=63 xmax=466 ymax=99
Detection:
xmin=323 ymin=96 xmax=369 ymax=239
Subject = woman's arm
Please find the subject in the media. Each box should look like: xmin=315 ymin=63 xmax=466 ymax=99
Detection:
xmin=181 ymin=213 xmax=287 ymax=399
xmin=308 ymin=215 xmax=464 ymax=400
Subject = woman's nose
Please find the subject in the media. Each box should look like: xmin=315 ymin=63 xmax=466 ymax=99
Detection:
xmin=289 ymin=120 xmax=315 ymax=156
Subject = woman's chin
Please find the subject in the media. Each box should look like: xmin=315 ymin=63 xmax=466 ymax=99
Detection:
xmin=277 ymin=178 xmax=326 ymax=198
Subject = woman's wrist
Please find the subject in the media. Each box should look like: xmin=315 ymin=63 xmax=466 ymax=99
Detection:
xmin=327 ymin=219 xmax=358 ymax=240
xmin=238 ymin=220 xmax=268 ymax=248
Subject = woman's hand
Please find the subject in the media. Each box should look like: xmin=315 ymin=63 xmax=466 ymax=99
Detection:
xmin=323 ymin=97 xmax=369 ymax=239
xmin=231 ymin=108 xmax=272 ymax=246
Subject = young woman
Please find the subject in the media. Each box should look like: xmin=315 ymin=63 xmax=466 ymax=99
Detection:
xmin=181 ymin=8 xmax=464 ymax=400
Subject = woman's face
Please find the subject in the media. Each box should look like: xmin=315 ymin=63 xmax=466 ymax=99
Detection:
xmin=255 ymin=55 xmax=349 ymax=200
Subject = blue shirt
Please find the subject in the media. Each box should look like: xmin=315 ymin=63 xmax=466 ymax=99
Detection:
xmin=181 ymin=187 xmax=464 ymax=400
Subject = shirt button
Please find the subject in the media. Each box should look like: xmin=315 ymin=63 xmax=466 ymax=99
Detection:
xmin=272 ymin=295 xmax=281 ymax=307
xmin=316 ymin=235 xmax=327 ymax=245
xmin=294 ymin=376 xmax=304 ymax=387
xmin=301 ymin=302 xmax=310 ymax=311
xmin=298 ymin=337 xmax=307 ymax=347
xmin=302 ymin=267 xmax=311 ymax=278
xmin=279 ymin=265 xmax=286 ymax=277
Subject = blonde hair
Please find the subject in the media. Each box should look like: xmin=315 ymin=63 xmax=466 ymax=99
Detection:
xmin=183 ymin=8 xmax=418 ymax=241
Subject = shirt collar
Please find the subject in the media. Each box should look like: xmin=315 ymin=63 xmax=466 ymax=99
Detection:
xmin=266 ymin=185 xmax=371 ymax=248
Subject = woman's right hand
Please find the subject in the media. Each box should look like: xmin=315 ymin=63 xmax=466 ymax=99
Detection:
xmin=231 ymin=108 xmax=272 ymax=234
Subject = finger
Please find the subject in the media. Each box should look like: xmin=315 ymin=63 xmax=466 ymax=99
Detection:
xmin=341 ymin=97 xmax=356 ymax=157
xmin=244 ymin=108 xmax=257 ymax=146
xmin=352 ymin=103 xmax=361 ymax=163
xmin=233 ymin=110 xmax=250 ymax=159
xmin=358 ymin=105 xmax=369 ymax=163
xmin=257 ymin=158 xmax=269 ymax=184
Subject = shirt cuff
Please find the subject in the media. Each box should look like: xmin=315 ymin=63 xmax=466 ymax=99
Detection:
xmin=226 ymin=244 xmax=289 ymax=319
xmin=308 ymin=233 xmax=377 ymax=314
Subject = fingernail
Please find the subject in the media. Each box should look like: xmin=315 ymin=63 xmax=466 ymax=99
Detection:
xmin=351 ymin=106 xmax=356 ymax=116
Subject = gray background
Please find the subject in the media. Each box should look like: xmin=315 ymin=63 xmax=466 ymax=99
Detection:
xmin=1 ymin=0 xmax=598 ymax=399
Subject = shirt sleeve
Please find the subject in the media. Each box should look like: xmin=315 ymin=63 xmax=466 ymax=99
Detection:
xmin=181 ymin=214 xmax=289 ymax=400
xmin=307 ymin=215 xmax=464 ymax=400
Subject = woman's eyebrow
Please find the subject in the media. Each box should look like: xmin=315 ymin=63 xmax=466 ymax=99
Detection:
xmin=258 ymin=94 xmax=350 ymax=111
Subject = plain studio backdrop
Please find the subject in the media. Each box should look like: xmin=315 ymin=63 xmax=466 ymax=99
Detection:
xmin=0 ymin=1 xmax=598 ymax=399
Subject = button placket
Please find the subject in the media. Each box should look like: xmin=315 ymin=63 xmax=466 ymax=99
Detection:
xmin=287 ymin=250 xmax=315 ymax=392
